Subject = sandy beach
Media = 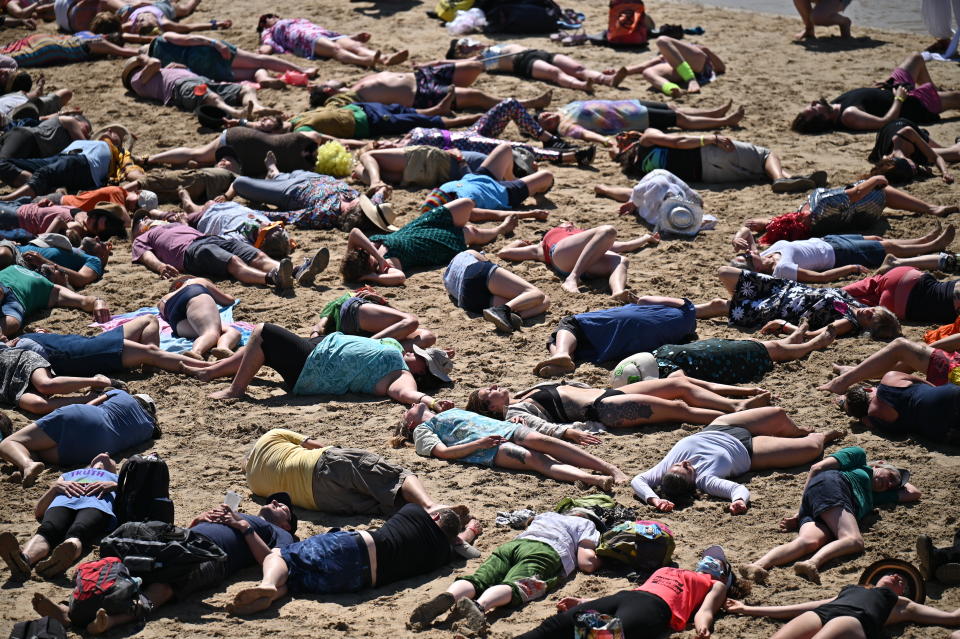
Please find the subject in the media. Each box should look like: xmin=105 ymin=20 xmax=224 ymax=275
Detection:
xmin=1 ymin=1 xmax=960 ymax=638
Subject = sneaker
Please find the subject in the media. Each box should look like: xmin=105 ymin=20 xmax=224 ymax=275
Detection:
xmin=917 ymin=534 xmax=935 ymax=580
xmin=269 ymin=258 xmax=293 ymax=290
xmin=294 ymin=247 xmax=329 ymax=287
xmin=936 ymin=562 xmax=960 ymax=585
xmin=771 ymin=177 xmax=815 ymax=194
xmin=543 ymin=134 xmax=575 ymax=151
xmin=408 ymin=591 xmax=455 ymax=630
xmin=509 ymin=312 xmax=523 ymax=331
xmin=574 ymin=145 xmax=596 ymax=167
xmin=483 ymin=305 xmax=515 ymax=332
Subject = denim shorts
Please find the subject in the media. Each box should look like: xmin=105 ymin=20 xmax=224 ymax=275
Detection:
xmin=0 ymin=285 xmax=25 ymax=324
xmin=281 ymin=530 xmax=371 ymax=594
xmin=823 ymin=234 xmax=886 ymax=269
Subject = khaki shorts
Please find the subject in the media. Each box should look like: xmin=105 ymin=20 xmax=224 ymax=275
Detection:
xmin=311 ymin=447 xmax=411 ymax=515
xmin=699 ymin=141 xmax=771 ymax=184
xmin=402 ymin=146 xmax=453 ymax=187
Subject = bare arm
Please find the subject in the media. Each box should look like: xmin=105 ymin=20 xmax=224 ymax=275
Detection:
xmin=732 ymin=226 xmax=757 ymax=251
xmin=634 ymin=295 xmax=686 ymax=307
xmin=576 ymin=541 xmax=600 ymax=573
xmin=197 ymin=279 xmax=236 ymax=305
xmin=888 ymin=597 xmax=960 ymax=626
xmin=930 ymin=333 xmax=960 ymax=352
xmin=898 ymin=483 xmax=922 ymax=503
xmin=693 ymin=581 xmax=727 ymax=638
xmin=795 ymin=265 xmax=867 ymax=283
xmin=136 ymin=55 xmax=162 ymax=85
xmin=726 ymin=597 xmax=836 ymax=619
xmin=134 ymin=249 xmax=180 ymax=278
xmin=430 ymin=436 xmax=504 ymax=460
xmin=839 ymin=89 xmax=906 ymax=130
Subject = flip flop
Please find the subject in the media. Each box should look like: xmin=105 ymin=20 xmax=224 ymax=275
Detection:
xmin=0 ymin=532 xmax=31 ymax=580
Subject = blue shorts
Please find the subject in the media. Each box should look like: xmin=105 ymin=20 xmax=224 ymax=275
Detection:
xmin=358 ymin=103 xmax=444 ymax=137
xmin=459 ymin=260 xmax=497 ymax=313
xmin=0 ymin=285 xmax=25 ymax=324
xmin=798 ymin=471 xmax=856 ymax=527
xmin=160 ymin=283 xmax=210 ymax=336
xmin=24 ymin=326 xmax=125 ymax=376
xmin=823 ymin=234 xmax=886 ymax=269
xmin=281 ymin=530 xmax=371 ymax=594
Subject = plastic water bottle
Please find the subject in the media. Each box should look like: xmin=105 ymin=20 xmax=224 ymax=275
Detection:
xmin=224 ymin=490 xmax=241 ymax=511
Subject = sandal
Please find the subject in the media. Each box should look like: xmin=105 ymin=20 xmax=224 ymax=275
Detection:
xmin=561 ymin=31 xmax=587 ymax=47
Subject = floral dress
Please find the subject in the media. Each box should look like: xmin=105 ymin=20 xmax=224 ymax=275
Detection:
xmin=729 ymin=270 xmax=862 ymax=331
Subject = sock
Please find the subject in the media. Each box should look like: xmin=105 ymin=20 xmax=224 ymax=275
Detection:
xmin=661 ymin=81 xmax=681 ymax=96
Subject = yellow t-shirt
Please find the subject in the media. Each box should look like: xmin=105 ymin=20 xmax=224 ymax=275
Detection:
xmin=245 ymin=429 xmax=329 ymax=509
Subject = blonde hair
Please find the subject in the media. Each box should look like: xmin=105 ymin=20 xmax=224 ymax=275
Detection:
xmin=868 ymin=306 xmax=901 ymax=340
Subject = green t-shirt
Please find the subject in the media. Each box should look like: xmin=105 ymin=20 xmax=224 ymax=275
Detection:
xmin=829 ymin=446 xmax=901 ymax=520
xmin=0 ymin=265 xmax=53 ymax=315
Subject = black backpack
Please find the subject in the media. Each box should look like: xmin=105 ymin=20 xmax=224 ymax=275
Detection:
xmin=8 ymin=617 xmax=67 ymax=639
xmin=115 ymin=454 xmax=174 ymax=525
xmin=99 ymin=521 xmax=227 ymax=585
xmin=479 ymin=0 xmax=562 ymax=33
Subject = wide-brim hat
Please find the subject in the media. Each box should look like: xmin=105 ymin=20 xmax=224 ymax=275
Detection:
xmin=359 ymin=194 xmax=398 ymax=232
xmin=265 ymin=491 xmax=298 ymax=535
xmin=29 ymin=233 xmax=73 ymax=251
xmin=657 ymin=196 xmax=704 ymax=237
xmin=859 ymin=558 xmax=926 ymax=603
xmin=197 ymin=104 xmax=229 ymax=131
xmin=121 ymin=56 xmax=144 ymax=92
xmin=93 ymin=201 xmax=128 ymax=223
xmin=91 ymin=123 xmax=135 ymax=151
xmin=411 ymin=344 xmax=453 ymax=382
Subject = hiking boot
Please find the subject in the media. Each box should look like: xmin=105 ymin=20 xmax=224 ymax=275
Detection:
xmin=449 ymin=598 xmax=488 ymax=637
xmin=936 ymin=563 xmax=960 ymax=585
xmin=771 ymin=176 xmax=815 ymax=194
xmin=483 ymin=305 xmax=517 ymax=332
xmin=408 ymin=591 xmax=455 ymax=630
xmin=575 ymin=145 xmax=596 ymax=167
xmin=294 ymin=247 xmax=329 ymax=287
xmin=806 ymin=170 xmax=828 ymax=188
xmin=268 ymin=258 xmax=293 ymax=290
xmin=917 ymin=534 xmax=935 ymax=580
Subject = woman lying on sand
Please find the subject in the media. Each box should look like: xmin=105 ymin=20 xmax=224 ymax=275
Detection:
xmin=313 ymin=288 xmax=435 ymax=349
xmin=395 ymin=404 xmax=627 ymax=489
xmin=181 ymin=323 xmax=453 ymax=403
xmin=618 ymin=35 xmax=726 ymax=97
xmin=731 ymin=176 xmax=957 ymax=250
xmin=632 ymin=408 xmax=842 ymax=515
xmin=340 ymin=198 xmax=518 ymax=286
xmin=157 ymin=277 xmax=239 ymax=361
xmin=498 ymin=222 xmax=659 ymax=298
xmin=257 ymin=14 xmax=407 ymax=68
xmin=697 ymin=266 xmax=901 ymax=340
xmin=443 ymin=250 xmax=550 ymax=334
xmin=730 ymin=226 xmax=955 ymax=283
xmin=740 ymin=446 xmax=920 ymax=585
xmin=466 ymin=378 xmax=771 ymax=434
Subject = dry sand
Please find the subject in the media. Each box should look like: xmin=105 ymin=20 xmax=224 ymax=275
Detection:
xmin=2 ymin=0 xmax=960 ymax=637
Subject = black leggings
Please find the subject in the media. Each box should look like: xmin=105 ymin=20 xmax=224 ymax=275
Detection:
xmin=516 ymin=590 xmax=672 ymax=639
xmin=36 ymin=507 xmax=113 ymax=551
xmin=259 ymin=323 xmax=322 ymax=390
xmin=642 ymin=101 xmax=679 ymax=129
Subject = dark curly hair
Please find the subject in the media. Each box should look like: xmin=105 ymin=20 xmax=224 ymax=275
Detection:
xmin=843 ymin=385 xmax=871 ymax=419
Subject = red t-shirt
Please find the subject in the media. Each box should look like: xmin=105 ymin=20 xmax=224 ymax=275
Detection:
xmin=841 ymin=266 xmax=922 ymax=319
xmin=635 ymin=567 xmax=714 ymax=631
xmin=542 ymin=225 xmax=582 ymax=267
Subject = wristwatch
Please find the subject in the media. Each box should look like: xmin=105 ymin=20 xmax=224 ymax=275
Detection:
xmin=242 ymin=525 xmax=256 ymax=536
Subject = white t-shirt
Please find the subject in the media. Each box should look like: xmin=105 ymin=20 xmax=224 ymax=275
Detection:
xmin=762 ymin=238 xmax=835 ymax=280
xmin=630 ymin=430 xmax=752 ymax=504
xmin=517 ymin=512 xmax=600 ymax=575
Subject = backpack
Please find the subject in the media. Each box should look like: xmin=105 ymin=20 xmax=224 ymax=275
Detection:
xmin=607 ymin=0 xmax=648 ymax=45
xmin=99 ymin=521 xmax=227 ymax=585
xmin=67 ymin=557 xmax=143 ymax=627
xmin=434 ymin=0 xmax=474 ymax=22
xmin=480 ymin=0 xmax=562 ymax=34
xmin=115 ymin=454 xmax=174 ymax=525
xmin=596 ymin=520 xmax=674 ymax=573
xmin=8 ymin=617 xmax=67 ymax=639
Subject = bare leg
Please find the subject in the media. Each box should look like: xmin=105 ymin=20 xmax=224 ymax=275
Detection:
xmin=398 ymin=474 xmax=436 ymax=509
xmin=0 ymin=424 xmax=57 ymax=485
xmin=879 ymin=225 xmax=955 ymax=256
xmin=121 ymin=315 xmax=160 ymax=346
xmin=763 ymin=326 xmax=836 ymax=361
xmin=550 ymin=225 xmax=619 ymax=294
xmin=675 ymin=107 xmax=745 ymax=130
xmin=494 ymin=446 xmax=614 ymax=488
xmin=749 ymin=521 xmax=830 ymax=574
xmin=487 ymin=267 xmax=550 ymax=318
xmin=534 ymin=328 xmax=576 ymax=377
xmin=231 ymin=49 xmax=315 ymax=76
xmin=121 ymin=341 xmax=214 ymax=372
xmin=818 ymin=337 xmax=933 ymax=394
xmin=595 ymin=394 xmax=724 ymax=427
xmin=764 ymin=151 xmax=790 ymax=180
xmin=229 ymin=548 xmax=289 ymax=615
xmin=796 ymin=507 xmax=864 ymax=583
xmin=313 ymin=37 xmax=378 ymax=68
xmin=515 ymin=429 xmax=626 ymax=482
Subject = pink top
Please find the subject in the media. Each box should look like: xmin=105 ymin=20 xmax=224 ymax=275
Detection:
xmin=131 ymin=223 xmax=204 ymax=270
xmin=842 ymin=266 xmax=923 ymax=320
xmin=131 ymin=67 xmax=198 ymax=104
xmin=17 ymin=204 xmax=73 ymax=235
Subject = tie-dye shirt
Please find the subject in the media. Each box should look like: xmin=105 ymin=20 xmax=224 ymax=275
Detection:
xmin=260 ymin=18 xmax=341 ymax=59
xmin=558 ymin=99 xmax=651 ymax=137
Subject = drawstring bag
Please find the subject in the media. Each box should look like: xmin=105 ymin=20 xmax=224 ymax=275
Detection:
xmin=574 ymin=611 xmax=624 ymax=639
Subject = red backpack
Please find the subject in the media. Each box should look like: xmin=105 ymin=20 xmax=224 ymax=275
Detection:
xmin=68 ymin=558 xmax=143 ymax=627
xmin=607 ymin=0 xmax=648 ymax=45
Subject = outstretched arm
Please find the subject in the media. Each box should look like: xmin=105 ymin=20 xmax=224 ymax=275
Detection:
xmin=889 ymin=597 xmax=960 ymax=626
xmin=725 ymin=597 xmax=835 ymax=619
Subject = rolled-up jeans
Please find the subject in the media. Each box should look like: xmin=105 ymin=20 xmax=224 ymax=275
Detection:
xmin=231 ymin=170 xmax=320 ymax=209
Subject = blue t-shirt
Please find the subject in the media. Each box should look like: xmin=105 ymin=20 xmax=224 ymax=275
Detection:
xmin=573 ymin=301 xmax=698 ymax=363
xmin=18 ymin=245 xmax=103 ymax=276
xmin=191 ymin=514 xmax=295 ymax=575
xmin=62 ymin=140 xmax=111 ymax=186
xmin=439 ymin=173 xmax=509 ymax=210
xmin=49 ymin=467 xmax=118 ymax=519
xmin=412 ymin=408 xmax=518 ymax=466
xmin=292 ymin=332 xmax=407 ymax=396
